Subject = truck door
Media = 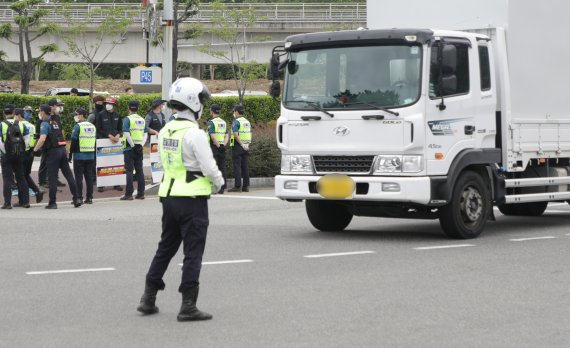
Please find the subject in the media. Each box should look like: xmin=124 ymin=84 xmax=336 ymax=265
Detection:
xmin=425 ymin=38 xmax=477 ymax=176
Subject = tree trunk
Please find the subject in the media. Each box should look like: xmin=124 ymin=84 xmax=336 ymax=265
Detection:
xmin=23 ymin=24 xmax=34 ymax=95
xmin=17 ymin=24 xmax=29 ymax=95
xmin=89 ymin=62 xmax=95 ymax=113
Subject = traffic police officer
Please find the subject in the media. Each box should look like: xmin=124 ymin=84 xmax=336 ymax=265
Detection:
xmin=121 ymin=100 xmax=148 ymax=200
xmin=137 ymin=77 xmax=223 ymax=322
xmin=228 ymin=105 xmax=252 ymax=192
xmin=207 ymin=104 xmax=228 ymax=194
xmin=15 ymin=108 xmax=43 ymax=204
xmin=33 ymin=105 xmax=81 ymax=209
xmin=0 ymin=104 xmax=30 ymax=209
xmin=69 ymin=108 xmax=96 ymax=205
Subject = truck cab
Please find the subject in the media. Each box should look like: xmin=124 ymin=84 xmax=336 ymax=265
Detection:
xmin=274 ymin=28 xmax=503 ymax=238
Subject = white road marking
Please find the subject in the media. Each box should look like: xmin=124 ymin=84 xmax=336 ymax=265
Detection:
xmin=212 ymin=195 xmax=278 ymax=200
xmin=544 ymin=210 xmax=569 ymax=213
xmin=178 ymin=259 xmax=254 ymax=266
xmin=414 ymin=244 xmax=475 ymax=250
xmin=304 ymin=251 xmax=376 ymax=258
xmin=26 ymin=268 xmax=115 ymax=275
xmin=509 ymin=236 xmax=557 ymax=242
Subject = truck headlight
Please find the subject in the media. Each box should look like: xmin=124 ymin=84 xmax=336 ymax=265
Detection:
xmin=375 ymin=156 xmax=402 ymax=173
xmin=402 ymin=155 xmax=423 ymax=172
xmin=374 ymin=155 xmax=423 ymax=173
xmin=281 ymin=155 xmax=313 ymax=173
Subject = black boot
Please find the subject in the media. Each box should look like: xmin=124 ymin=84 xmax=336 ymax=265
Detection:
xmin=177 ymin=286 xmax=212 ymax=322
xmin=137 ymin=282 xmax=160 ymax=315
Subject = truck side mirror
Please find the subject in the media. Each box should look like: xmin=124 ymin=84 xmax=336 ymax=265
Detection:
xmin=441 ymin=45 xmax=457 ymax=75
xmin=269 ymin=80 xmax=281 ymax=98
xmin=270 ymin=53 xmax=280 ymax=79
xmin=439 ymin=44 xmax=458 ymax=97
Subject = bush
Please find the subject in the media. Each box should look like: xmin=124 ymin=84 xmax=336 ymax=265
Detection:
xmin=223 ymin=124 xmax=280 ymax=178
xmin=0 ymin=93 xmax=280 ymax=137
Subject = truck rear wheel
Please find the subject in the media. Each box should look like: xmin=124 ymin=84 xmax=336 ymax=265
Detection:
xmin=498 ymin=201 xmax=548 ymax=216
xmin=305 ymin=200 xmax=353 ymax=232
xmin=439 ymin=170 xmax=490 ymax=239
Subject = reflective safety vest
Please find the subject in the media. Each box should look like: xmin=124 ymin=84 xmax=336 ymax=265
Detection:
xmin=22 ymin=120 xmax=36 ymax=149
xmin=230 ymin=117 xmax=252 ymax=146
xmin=209 ymin=117 xmax=227 ymax=144
xmin=158 ymin=120 xmax=212 ymax=197
xmin=1 ymin=118 xmax=24 ymax=143
xmin=123 ymin=114 xmax=145 ymax=148
xmin=78 ymin=121 xmax=96 ymax=152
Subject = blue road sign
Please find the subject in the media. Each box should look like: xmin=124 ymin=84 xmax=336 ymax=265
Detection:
xmin=140 ymin=70 xmax=153 ymax=83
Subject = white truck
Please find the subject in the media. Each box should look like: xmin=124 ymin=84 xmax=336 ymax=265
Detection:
xmin=271 ymin=0 xmax=570 ymax=238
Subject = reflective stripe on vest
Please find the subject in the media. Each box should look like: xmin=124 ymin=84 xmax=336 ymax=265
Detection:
xmin=230 ymin=117 xmax=252 ymax=146
xmin=127 ymin=114 xmax=145 ymax=146
xmin=158 ymin=120 xmax=212 ymax=197
xmin=78 ymin=121 xmax=96 ymax=152
xmin=209 ymin=117 xmax=226 ymax=144
xmin=1 ymin=119 xmax=24 ymax=143
xmin=22 ymin=120 xmax=36 ymax=149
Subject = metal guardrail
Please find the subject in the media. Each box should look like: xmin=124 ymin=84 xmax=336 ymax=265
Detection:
xmin=0 ymin=2 xmax=366 ymax=24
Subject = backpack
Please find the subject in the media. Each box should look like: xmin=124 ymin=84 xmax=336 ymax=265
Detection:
xmin=3 ymin=120 xmax=26 ymax=158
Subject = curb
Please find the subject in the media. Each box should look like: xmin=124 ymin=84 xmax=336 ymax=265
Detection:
xmin=145 ymin=177 xmax=275 ymax=195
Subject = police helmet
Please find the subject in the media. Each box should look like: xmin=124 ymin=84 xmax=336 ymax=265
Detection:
xmin=168 ymin=78 xmax=211 ymax=120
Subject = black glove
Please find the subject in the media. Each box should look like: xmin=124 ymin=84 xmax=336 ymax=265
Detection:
xmin=218 ymin=144 xmax=225 ymax=151
xmin=134 ymin=144 xmax=143 ymax=155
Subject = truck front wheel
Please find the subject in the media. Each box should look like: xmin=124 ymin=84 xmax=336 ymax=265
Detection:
xmin=305 ymin=200 xmax=353 ymax=232
xmin=439 ymin=170 xmax=490 ymax=239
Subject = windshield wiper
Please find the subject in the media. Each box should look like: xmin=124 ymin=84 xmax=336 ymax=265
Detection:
xmin=342 ymin=102 xmax=399 ymax=116
xmin=289 ymin=100 xmax=334 ymax=118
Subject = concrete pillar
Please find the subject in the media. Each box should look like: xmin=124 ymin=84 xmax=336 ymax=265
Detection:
xmin=191 ymin=64 xmax=202 ymax=79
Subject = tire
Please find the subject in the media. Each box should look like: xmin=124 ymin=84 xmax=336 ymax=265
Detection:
xmin=305 ymin=200 xmax=353 ymax=232
xmin=498 ymin=201 xmax=548 ymax=216
xmin=439 ymin=170 xmax=490 ymax=239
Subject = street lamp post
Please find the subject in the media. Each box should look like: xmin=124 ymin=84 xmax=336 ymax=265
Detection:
xmin=162 ymin=0 xmax=174 ymax=99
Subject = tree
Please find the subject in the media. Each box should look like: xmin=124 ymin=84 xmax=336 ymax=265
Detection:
xmin=0 ymin=0 xmax=58 ymax=94
xmin=198 ymin=0 xmax=270 ymax=103
xmin=61 ymin=6 xmax=133 ymax=110
xmin=147 ymin=1 xmax=199 ymax=81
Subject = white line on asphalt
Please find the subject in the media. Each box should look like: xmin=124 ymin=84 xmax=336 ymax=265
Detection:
xmin=178 ymin=259 xmax=254 ymax=266
xmin=509 ymin=236 xmax=557 ymax=242
xmin=212 ymin=195 xmax=278 ymax=200
xmin=304 ymin=251 xmax=376 ymax=258
xmin=26 ymin=268 xmax=116 ymax=275
xmin=414 ymin=244 xmax=475 ymax=250
xmin=544 ymin=210 xmax=570 ymax=213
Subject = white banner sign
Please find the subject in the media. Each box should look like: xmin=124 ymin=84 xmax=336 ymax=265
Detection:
xmin=96 ymin=139 xmax=126 ymax=187
xmin=150 ymin=135 xmax=164 ymax=184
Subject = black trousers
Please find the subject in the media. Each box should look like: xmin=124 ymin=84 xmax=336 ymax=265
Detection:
xmin=38 ymin=151 xmax=59 ymax=184
xmin=73 ymin=159 xmax=94 ymax=200
xmin=124 ymin=149 xmax=145 ymax=197
xmin=231 ymin=144 xmax=250 ymax=188
xmin=47 ymin=147 xmax=78 ymax=204
xmin=38 ymin=151 xmax=47 ymax=184
xmin=19 ymin=151 xmax=40 ymax=203
xmin=211 ymin=145 xmax=227 ymax=190
xmin=1 ymin=155 xmax=29 ymax=205
xmin=146 ymin=197 xmax=209 ymax=292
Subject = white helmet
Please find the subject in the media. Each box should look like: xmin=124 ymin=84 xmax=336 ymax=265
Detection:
xmin=168 ymin=77 xmax=211 ymax=119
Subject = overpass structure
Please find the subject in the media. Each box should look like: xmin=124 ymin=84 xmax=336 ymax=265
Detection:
xmin=0 ymin=2 xmax=366 ymax=67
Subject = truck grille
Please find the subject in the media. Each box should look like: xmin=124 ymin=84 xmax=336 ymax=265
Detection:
xmin=313 ymin=155 xmax=374 ymax=174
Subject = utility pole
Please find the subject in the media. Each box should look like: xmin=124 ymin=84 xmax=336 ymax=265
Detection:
xmin=162 ymin=0 xmax=174 ymax=99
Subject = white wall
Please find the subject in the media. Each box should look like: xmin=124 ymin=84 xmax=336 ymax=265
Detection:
xmin=367 ymin=0 xmax=507 ymax=30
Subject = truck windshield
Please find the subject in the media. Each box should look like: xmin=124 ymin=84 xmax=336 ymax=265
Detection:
xmin=283 ymin=45 xmax=422 ymax=111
